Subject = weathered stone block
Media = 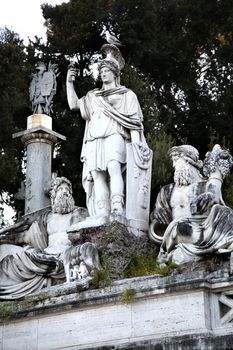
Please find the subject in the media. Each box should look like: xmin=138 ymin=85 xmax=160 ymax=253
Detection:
xmin=68 ymin=221 xmax=155 ymax=281
xmin=1 ymin=270 xmax=233 ymax=349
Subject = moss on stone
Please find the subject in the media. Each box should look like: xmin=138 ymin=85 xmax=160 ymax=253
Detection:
xmin=0 ymin=302 xmax=15 ymax=321
xmin=123 ymin=252 xmax=180 ymax=278
xmin=123 ymin=249 xmax=158 ymax=278
xmin=121 ymin=288 xmax=136 ymax=304
xmin=92 ymin=256 xmax=112 ymax=288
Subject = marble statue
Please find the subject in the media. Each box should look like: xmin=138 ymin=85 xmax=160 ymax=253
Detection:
xmin=29 ymin=61 xmax=59 ymax=115
xmin=149 ymin=144 xmax=233 ymax=265
xmin=66 ymin=43 xmax=152 ymax=229
xmin=0 ymin=177 xmax=101 ymax=300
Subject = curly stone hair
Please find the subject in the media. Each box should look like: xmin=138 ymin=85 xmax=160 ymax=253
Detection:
xmin=98 ymin=58 xmax=120 ymax=77
xmin=49 ymin=177 xmax=73 ymax=205
xmin=203 ymin=144 xmax=233 ymax=179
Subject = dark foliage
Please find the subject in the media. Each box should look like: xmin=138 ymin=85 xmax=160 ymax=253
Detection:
xmin=2 ymin=0 xmax=233 ymax=222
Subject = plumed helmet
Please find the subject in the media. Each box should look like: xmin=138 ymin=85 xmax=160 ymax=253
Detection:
xmin=98 ymin=43 xmax=125 ymax=78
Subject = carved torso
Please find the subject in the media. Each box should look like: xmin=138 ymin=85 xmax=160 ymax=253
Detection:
xmin=87 ymin=92 xmax=126 ymax=139
xmin=44 ymin=212 xmax=74 ymax=255
xmin=170 ymin=182 xmax=205 ymax=220
xmin=170 ymin=184 xmax=194 ymax=219
xmin=105 ymin=94 xmax=123 ymax=109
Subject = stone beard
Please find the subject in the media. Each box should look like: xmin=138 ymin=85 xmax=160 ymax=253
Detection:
xmin=52 ymin=192 xmax=75 ymax=214
xmin=173 ymin=162 xmax=193 ymax=186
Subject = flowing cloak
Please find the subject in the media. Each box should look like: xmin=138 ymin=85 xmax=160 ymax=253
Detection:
xmin=0 ymin=207 xmax=86 ymax=300
xmin=79 ymin=86 xmax=151 ymax=215
xmin=155 ymin=182 xmax=233 ymax=262
xmin=176 ymin=204 xmax=233 ymax=261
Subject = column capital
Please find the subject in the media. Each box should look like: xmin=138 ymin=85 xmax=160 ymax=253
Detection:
xmin=13 ymin=126 xmax=66 ymax=145
xmin=21 ymin=132 xmax=58 ymax=146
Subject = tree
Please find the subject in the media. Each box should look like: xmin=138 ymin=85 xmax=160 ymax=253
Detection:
xmin=3 ymin=0 xmax=233 ymax=221
xmin=39 ymin=0 xmax=233 ymax=206
xmin=41 ymin=0 xmax=109 ymax=75
xmin=147 ymin=130 xmax=175 ymax=207
xmin=0 ymin=28 xmax=31 ymax=222
xmin=108 ymin=0 xmax=233 ymax=155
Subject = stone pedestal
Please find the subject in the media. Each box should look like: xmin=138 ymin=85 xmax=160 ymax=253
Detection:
xmin=1 ymin=269 xmax=233 ymax=349
xmin=13 ymin=114 xmax=66 ymax=214
xmin=68 ymin=221 xmax=154 ymax=282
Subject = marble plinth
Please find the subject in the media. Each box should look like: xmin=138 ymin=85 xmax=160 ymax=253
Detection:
xmin=1 ymin=269 xmax=233 ymax=349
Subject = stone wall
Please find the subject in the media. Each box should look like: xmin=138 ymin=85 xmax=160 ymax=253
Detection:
xmin=1 ymin=269 xmax=233 ymax=349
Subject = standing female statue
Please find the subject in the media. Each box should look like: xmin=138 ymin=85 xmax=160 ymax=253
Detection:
xmin=66 ymin=44 xmax=152 ymax=228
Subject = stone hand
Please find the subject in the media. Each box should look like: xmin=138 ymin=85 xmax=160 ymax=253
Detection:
xmin=191 ymin=192 xmax=215 ymax=214
xmin=152 ymin=207 xmax=171 ymax=225
xmin=67 ymin=66 xmax=77 ymax=82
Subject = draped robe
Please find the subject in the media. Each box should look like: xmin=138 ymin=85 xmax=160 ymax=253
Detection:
xmin=154 ymin=182 xmax=233 ymax=264
xmin=0 ymin=207 xmax=87 ymax=300
xmin=79 ymin=86 xmax=151 ymax=215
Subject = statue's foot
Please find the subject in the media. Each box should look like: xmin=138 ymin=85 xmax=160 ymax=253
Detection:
xmin=111 ymin=194 xmax=124 ymax=215
xmin=111 ymin=207 xmax=123 ymax=215
xmin=157 ymin=248 xmax=168 ymax=264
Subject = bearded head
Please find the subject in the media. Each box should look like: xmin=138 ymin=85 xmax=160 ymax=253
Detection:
xmin=173 ymin=160 xmax=195 ymax=186
xmin=49 ymin=177 xmax=75 ymax=214
xmin=169 ymin=145 xmax=203 ymax=186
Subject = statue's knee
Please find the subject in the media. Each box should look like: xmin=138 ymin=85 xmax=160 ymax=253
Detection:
xmin=107 ymin=160 xmax=121 ymax=175
xmin=91 ymin=170 xmax=106 ymax=183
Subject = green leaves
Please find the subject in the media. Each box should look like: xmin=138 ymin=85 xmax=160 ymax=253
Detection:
xmin=0 ymin=28 xmax=30 ymax=219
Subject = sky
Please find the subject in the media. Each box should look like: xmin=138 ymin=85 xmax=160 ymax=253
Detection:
xmin=0 ymin=0 xmax=68 ymax=43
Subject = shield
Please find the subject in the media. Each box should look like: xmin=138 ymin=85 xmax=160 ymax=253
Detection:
xmin=41 ymin=71 xmax=54 ymax=97
xmin=126 ymin=143 xmax=152 ymax=231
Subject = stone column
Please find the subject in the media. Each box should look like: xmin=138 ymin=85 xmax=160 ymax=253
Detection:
xmin=13 ymin=114 xmax=66 ymax=214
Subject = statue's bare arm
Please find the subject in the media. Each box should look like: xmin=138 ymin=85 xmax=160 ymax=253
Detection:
xmin=66 ymin=67 xmax=80 ymax=110
xmin=130 ymin=130 xmax=140 ymax=144
xmin=0 ymin=222 xmax=29 ymax=246
xmin=0 ymin=213 xmax=42 ymax=246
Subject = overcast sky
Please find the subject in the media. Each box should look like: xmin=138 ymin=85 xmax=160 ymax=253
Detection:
xmin=0 ymin=0 xmax=68 ymax=43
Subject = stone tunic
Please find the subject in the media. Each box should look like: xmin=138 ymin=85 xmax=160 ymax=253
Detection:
xmin=79 ymin=86 xmax=146 ymax=215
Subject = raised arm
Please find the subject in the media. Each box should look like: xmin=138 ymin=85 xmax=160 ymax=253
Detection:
xmin=66 ymin=67 xmax=80 ymax=110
